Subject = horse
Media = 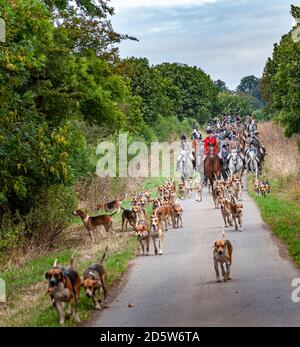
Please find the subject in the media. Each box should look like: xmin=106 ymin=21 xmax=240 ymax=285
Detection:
xmin=255 ymin=145 xmax=266 ymax=174
xmin=246 ymin=150 xmax=259 ymax=177
xmin=204 ymin=145 xmax=222 ymax=188
xmin=228 ymin=149 xmax=244 ymax=177
xmin=176 ymin=146 xmax=194 ymax=182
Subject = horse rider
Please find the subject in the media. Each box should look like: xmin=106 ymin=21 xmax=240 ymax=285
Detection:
xmin=191 ymin=128 xmax=201 ymax=141
xmin=221 ymin=143 xmax=230 ymax=167
xmin=203 ymin=129 xmax=221 ymax=161
xmin=245 ymin=133 xmax=253 ymax=151
xmin=246 ymin=143 xmax=258 ymax=169
xmin=228 ymin=134 xmax=242 ymax=153
xmin=177 ymin=134 xmax=193 ymax=175
xmin=180 ymin=134 xmax=189 ymax=150
xmin=250 ymin=131 xmax=260 ymax=148
xmin=229 ymin=133 xmax=245 ymax=165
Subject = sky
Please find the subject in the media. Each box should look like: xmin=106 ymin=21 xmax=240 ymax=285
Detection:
xmin=109 ymin=0 xmax=296 ymax=89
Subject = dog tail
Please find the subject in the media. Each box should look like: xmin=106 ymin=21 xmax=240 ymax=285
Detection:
xmin=230 ymin=195 xmax=236 ymax=206
xmin=69 ymin=257 xmax=74 ymax=269
xmin=100 ymin=246 xmax=108 ymax=264
xmin=222 ymin=229 xmax=226 ymax=239
xmin=53 ymin=258 xmax=58 ymax=267
xmin=110 ymin=211 xmax=118 ymax=217
xmin=69 ymin=247 xmax=79 ymax=269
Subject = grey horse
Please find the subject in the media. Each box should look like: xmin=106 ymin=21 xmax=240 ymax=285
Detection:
xmin=176 ymin=146 xmax=194 ymax=181
xmin=246 ymin=149 xmax=259 ymax=177
xmin=228 ymin=148 xmax=244 ymax=177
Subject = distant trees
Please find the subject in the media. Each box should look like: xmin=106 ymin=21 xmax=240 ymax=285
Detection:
xmin=214 ymin=79 xmax=228 ymax=92
xmin=118 ymin=59 xmax=219 ymax=125
xmin=261 ymin=4 xmax=300 ymax=137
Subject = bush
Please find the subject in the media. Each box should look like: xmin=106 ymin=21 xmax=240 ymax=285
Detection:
xmin=24 ymin=185 xmax=77 ymax=244
xmin=0 ymin=212 xmax=25 ymax=255
xmin=153 ymin=116 xmax=182 ymax=141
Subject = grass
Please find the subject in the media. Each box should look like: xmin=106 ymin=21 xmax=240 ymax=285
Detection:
xmin=0 ymin=173 xmax=170 ymax=327
xmin=0 ymin=236 xmax=137 ymax=327
xmin=249 ymin=175 xmax=300 ymax=267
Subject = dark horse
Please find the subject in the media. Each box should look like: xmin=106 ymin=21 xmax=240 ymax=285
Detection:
xmin=204 ymin=145 xmax=222 ymax=188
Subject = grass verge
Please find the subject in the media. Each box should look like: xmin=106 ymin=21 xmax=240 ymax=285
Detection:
xmin=0 ymin=174 xmax=169 ymax=327
xmin=249 ymin=175 xmax=300 ymax=267
xmin=0 ymin=235 xmax=137 ymax=327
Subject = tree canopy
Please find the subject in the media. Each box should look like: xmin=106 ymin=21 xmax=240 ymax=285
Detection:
xmin=261 ymin=4 xmax=300 ymax=137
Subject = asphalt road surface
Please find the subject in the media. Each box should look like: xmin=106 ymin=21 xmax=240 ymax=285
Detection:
xmin=93 ymin=186 xmax=300 ymax=327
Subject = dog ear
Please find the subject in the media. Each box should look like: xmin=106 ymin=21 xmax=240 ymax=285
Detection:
xmin=45 ymin=272 xmax=50 ymax=279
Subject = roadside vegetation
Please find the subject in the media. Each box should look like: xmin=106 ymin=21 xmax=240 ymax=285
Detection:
xmin=1 ymin=0 xmax=300 ymax=327
xmin=249 ymin=122 xmax=300 ymax=266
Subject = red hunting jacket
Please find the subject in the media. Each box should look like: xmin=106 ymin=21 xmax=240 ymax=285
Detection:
xmin=204 ymin=136 xmax=219 ymax=155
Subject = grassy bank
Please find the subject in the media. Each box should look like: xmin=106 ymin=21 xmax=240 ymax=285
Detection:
xmin=0 ymin=235 xmax=137 ymax=327
xmin=0 ymin=173 xmax=169 ymax=327
xmin=249 ymin=175 xmax=300 ymax=267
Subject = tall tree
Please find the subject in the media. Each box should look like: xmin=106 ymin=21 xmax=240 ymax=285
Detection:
xmin=261 ymin=5 xmax=300 ymax=137
xmin=214 ymin=79 xmax=228 ymax=92
xmin=155 ymin=63 xmax=218 ymax=123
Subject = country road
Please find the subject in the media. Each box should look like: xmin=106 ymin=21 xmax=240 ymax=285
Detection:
xmin=93 ymin=186 xmax=300 ymax=327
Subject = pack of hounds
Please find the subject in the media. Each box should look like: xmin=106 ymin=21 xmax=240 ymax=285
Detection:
xmin=46 ymin=119 xmax=271 ymax=324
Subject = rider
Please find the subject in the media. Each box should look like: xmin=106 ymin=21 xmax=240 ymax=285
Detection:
xmin=229 ymin=134 xmax=245 ymax=166
xmin=180 ymin=134 xmax=189 ymax=150
xmin=246 ymin=142 xmax=258 ymax=169
xmin=228 ymin=134 xmax=242 ymax=152
xmin=203 ymin=129 xmax=220 ymax=161
xmin=221 ymin=143 xmax=229 ymax=166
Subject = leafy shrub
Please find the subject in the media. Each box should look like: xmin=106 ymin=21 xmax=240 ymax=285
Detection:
xmin=0 ymin=212 xmax=25 ymax=255
xmin=24 ymin=185 xmax=77 ymax=244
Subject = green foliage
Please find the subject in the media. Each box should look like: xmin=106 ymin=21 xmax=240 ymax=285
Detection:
xmin=155 ymin=63 xmax=218 ymax=123
xmin=24 ymin=184 xmax=77 ymax=242
xmin=117 ymin=58 xmax=174 ymax=124
xmin=214 ymin=79 xmax=228 ymax=92
xmin=261 ymin=5 xmax=300 ymax=137
xmin=217 ymin=91 xmax=253 ymax=117
xmin=237 ymin=75 xmax=264 ymax=108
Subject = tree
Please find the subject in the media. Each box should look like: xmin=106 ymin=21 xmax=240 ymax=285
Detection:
xmin=116 ymin=58 xmax=174 ymax=124
xmin=214 ymin=79 xmax=228 ymax=92
xmin=217 ymin=92 xmax=253 ymax=118
xmin=155 ymin=63 xmax=218 ymax=124
xmin=261 ymin=5 xmax=300 ymax=137
xmin=237 ymin=75 xmax=264 ymax=109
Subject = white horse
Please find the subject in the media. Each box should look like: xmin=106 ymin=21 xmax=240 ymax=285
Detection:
xmin=176 ymin=147 xmax=194 ymax=181
xmin=228 ymin=149 xmax=244 ymax=177
xmin=246 ymin=150 xmax=259 ymax=177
